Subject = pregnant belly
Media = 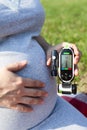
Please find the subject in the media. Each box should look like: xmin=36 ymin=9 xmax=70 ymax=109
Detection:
xmin=0 ymin=51 xmax=28 ymax=68
xmin=0 ymin=51 xmax=57 ymax=130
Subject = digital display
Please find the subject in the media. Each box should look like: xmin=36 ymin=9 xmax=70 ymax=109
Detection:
xmin=61 ymin=54 xmax=72 ymax=70
xmin=59 ymin=48 xmax=74 ymax=82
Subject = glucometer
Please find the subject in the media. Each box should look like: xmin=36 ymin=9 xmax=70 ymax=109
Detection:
xmin=51 ymin=47 xmax=77 ymax=94
xmin=59 ymin=47 xmax=74 ymax=83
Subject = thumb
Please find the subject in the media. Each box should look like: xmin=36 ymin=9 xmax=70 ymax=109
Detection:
xmin=47 ymin=58 xmax=51 ymax=66
xmin=6 ymin=60 xmax=28 ymax=72
xmin=46 ymin=50 xmax=52 ymax=66
xmin=74 ymin=65 xmax=79 ymax=76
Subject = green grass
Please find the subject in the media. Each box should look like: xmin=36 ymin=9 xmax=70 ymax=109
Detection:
xmin=41 ymin=0 xmax=87 ymax=92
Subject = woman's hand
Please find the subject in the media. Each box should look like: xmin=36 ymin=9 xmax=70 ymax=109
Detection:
xmin=46 ymin=42 xmax=81 ymax=76
xmin=0 ymin=61 xmax=47 ymax=112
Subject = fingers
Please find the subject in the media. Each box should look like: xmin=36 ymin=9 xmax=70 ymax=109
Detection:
xmin=22 ymin=78 xmax=45 ymax=88
xmin=74 ymin=50 xmax=82 ymax=64
xmin=47 ymin=58 xmax=51 ymax=66
xmin=6 ymin=60 xmax=28 ymax=72
xmin=63 ymin=43 xmax=81 ymax=76
xmin=0 ymin=93 xmax=46 ymax=112
xmin=70 ymin=44 xmax=81 ymax=64
xmin=70 ymin=44 xmax=79 ymax=56
xmin=12 ymin=87 xmax=48 ymax=98
xmin=19 ymin=97 xmax=44 ymax=105
xmin=47 ymin=43 xmax=81 ymax=66
xmin=60 ymin=42 xmax=81 ymax=64
xmin=46 ymin=44 xmax=61 ymax=66
xmin=63 ymin=43 xmax=81 ymax=64
xmin=9 ymin=77 xmax=46 ymax=96
xmin=46 ymin=42 xmax=81 ymax=77
xmin=74 ymin=65 xmax=79 ymax=76
xmin=21 ymin=88 xmax=48 ymax=97
xmin=0 ymin=99 xmax=33 ymax=113
xmin=12 ymin=95 xmax=44 ymax=106
xmin=74 ymin=55 xmax=80 ymax=64
xmin=10 ymin=104 xmax=33 ymax=112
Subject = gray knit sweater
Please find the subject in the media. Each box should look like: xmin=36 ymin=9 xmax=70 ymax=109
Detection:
xmin=0 ymin=0 xmax=57 ymax=130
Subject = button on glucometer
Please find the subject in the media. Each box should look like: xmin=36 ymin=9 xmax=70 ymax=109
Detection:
xmin=69 ymin=75 xmax=72 ymax=78
xmin=65 ymin=73 xmax=68 ymax=76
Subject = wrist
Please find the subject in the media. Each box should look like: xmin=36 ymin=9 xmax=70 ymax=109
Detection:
xmin=45 ymin=44 xmax=52 ymax=52
xmin=34 ymin=35 xmax=52 ymax=53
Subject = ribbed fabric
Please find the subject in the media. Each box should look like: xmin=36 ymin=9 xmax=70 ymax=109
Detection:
xmin=62 ymin=93 xmax=87 ymax=117
xmin=31 ymin=97 xmax=87 ymax=130
xmin=0 ymin=0 xmax=87 ymax=130
xmin=0 ymin=0 xmax=57 ymax=129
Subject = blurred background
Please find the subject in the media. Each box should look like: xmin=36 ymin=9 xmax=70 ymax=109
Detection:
xmin=41 ymin=0 xmax=87 ymax=93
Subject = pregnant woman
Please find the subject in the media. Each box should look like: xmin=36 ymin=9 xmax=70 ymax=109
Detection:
xmin=0 ymin=0 xmax=87 ymax=130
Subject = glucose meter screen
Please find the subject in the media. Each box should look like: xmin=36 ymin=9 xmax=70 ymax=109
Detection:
xmin=62 ymin=54 xmax=72 ymax=70
xmin=60 ymin=49 xmax=73 ymax=81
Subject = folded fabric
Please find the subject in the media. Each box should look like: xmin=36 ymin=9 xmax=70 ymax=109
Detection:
xmin=62 ymin=93 xmax=87 ymax=117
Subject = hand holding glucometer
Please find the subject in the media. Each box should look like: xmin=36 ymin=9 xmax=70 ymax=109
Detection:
xmin=51 ymin=46 xmax=77 ymax=94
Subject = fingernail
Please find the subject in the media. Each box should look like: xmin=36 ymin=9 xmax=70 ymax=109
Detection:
xmin=21 ymin=60 xmax=28 ymax=64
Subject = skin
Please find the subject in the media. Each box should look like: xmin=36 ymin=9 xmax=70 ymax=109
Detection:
xmin=35 ymin=36 xmax=81 ymax=76
xmin=0 ymin=60 xmax=48 ymax=112
xmin=0 ymin=36 xmax=81 ymax=112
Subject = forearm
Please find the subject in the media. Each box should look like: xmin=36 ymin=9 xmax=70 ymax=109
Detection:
xmin=34 ymin=35 xmax=52 ymax=53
